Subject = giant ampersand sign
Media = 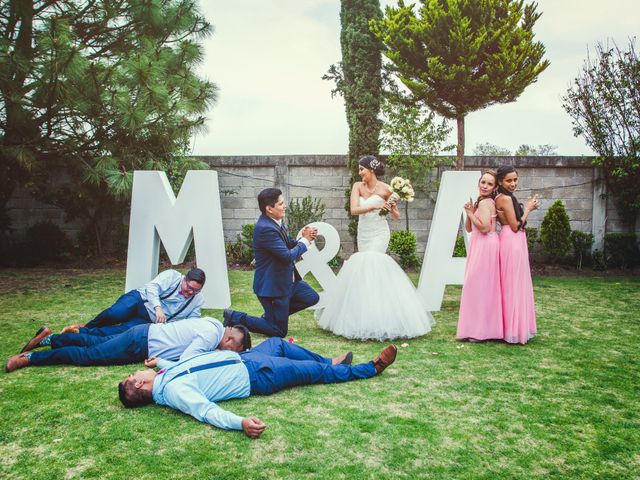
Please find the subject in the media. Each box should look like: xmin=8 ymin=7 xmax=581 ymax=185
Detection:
xmin=126 ymin=170 xmax=480 ymax=311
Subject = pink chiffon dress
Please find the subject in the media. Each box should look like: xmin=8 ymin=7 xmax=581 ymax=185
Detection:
xmin=497 ymin=196 xmax=537 ymax=344
xmin=457 ymin=200 xmax=503 ymax=340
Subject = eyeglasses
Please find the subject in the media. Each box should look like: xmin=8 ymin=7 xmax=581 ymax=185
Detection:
xmin=183 ymin=281 xmax=202 ymax=294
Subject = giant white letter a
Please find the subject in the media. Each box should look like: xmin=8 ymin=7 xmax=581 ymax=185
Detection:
xmin=125 ymin=170 xmax=230 ymax=308
xmin=417 ymin=170 xmax=480 ymax=311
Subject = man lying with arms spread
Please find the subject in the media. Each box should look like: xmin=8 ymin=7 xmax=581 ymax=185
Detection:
xmin=118 ymin=338 xmax=397 ymax=438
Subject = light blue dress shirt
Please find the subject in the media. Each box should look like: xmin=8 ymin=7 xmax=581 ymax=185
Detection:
xmin=153 ymin=351 xmax=251 ymax=431
xmin=147 ymin=317 xmax=224 ymax=361
xmin=137 ymin=269 xmax=204 ymax=322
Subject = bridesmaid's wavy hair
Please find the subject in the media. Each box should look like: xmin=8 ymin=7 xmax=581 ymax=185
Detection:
xmin=474 ymin=169 xmax=498 ymax=209
xmin=496 ymin=165 xmax=526 ymax=228
xmin=358 ymin=155 xmax=385 ymax=176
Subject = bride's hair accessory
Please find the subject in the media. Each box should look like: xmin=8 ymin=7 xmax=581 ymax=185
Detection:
xmin=359 ymin=155 xmax=385 ymax=176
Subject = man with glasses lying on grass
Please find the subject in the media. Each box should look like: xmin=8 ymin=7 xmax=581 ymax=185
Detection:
xmin=59 ymin=267 xmax=207 ymax=337
xmin=118 ymin=338 xmax=397 ymax=438
xmin=6 ymin=318 xmax=250 ymax=372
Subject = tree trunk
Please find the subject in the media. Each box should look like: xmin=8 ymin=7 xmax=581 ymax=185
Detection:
xmin=405 ymin=201 xmax=409 ymax=231
xmin=456 ymin=115 xmax=465 ymax=170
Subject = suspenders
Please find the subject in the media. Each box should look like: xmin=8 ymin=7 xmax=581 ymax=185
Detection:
xmin=167 ymin=359 xmax=242 ymax=383
xmin=157 ymin=278 xmax=195 ymax=321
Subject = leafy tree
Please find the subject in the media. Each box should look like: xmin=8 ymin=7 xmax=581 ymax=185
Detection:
xmin=0 ymin=0 xmax=216 ymax=252
xmin=473 ymin=142 xmax=557 ymax=155
xmin=324 ymin=0 xmax=383 ymax=243
xmin=371 ymin=0 xmax=550 ymax=169
xmin=514 ymin=144 xmax=557 ymax=155
xmin=562 ymin=39 xmax=640 ymax=229
xmin=380 ymin=99 xmax=453 ymax=230
xmin=473 ymin=142 xmax=512 ymax=156
xmin=540 ymin=200 xmax=572 ymax=262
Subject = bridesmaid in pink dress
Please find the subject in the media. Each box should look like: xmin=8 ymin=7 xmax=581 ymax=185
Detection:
xmin=495 ymin=165 xmax=540 ymax=344
xmin=457 ymin=170 xmax=503 ymax=341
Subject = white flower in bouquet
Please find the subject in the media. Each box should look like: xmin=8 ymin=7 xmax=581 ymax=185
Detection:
xmin=380 ymin=176 xmax=415 ymax=215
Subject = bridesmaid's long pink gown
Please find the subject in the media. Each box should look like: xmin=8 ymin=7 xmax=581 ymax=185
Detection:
xmin=457 ymin=203 xmax=503 ymax=340
xmin=499 ymin=226 xmax=537 ymax=344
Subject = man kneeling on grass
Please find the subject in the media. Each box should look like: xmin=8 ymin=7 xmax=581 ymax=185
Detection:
xmin=119 ymin=338 xmax=397 ymax=438
xmin=6 ymin=318 xmax=250 ymax=372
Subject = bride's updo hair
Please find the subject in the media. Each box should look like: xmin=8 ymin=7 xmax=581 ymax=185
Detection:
xmin=359 ymin=155 xmax=385 ymax=176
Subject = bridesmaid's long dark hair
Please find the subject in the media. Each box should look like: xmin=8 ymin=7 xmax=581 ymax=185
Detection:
xmin=496 ymin=165 xmax=526 ymax=229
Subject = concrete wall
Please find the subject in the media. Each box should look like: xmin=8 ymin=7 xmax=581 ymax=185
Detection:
xmin=202 ymin=155 xmax=626 ymax=254
xmin=6 ymin=155 xmax=638 ymax=256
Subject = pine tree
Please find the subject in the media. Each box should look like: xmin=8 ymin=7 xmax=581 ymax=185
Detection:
xmin=0 ymin=0 xmax=216 ymax=252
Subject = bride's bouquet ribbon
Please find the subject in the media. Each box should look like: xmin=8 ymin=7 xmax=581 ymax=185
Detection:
xmin=380 ymin=177 xmax=415 ymax=216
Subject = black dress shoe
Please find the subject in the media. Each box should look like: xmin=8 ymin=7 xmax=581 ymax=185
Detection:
xmin=20 ymin=326 xmax=52 ymax=353
xmin=223 ymin=309 xmax=237 ymax=327
xmin=340 ymin=352 xmax=353 ymax=365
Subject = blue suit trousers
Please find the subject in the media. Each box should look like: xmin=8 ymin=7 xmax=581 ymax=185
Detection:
xmin=29 ymin=324 xmax=150 ymax=367
xmin=229 ymin=280 xmax=319 ymax=337
xmin=81 ymin=290 xmax=151 ymax=336
xmin=241 ymin=338 xmax=376 ymax=395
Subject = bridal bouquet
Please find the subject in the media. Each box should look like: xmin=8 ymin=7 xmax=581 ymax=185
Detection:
xmin=380 ymin=176 xmax=415 ymax=216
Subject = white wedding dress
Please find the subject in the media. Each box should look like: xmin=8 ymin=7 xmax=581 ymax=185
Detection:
xmin=317 ymin=195 xmax=435 ymax=340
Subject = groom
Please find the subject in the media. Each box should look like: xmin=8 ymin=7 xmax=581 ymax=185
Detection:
xmin=224 ymin=188 xmax=319 ymax=337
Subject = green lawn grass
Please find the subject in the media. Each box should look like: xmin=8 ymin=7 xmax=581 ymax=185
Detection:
xmin=0 ymin=269 xmax=638 ymax=479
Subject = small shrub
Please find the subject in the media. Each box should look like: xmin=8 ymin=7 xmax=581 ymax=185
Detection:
xmin=453 ymin=235 xmax=466 ymax=257
xmin=328 ymin=255 xmax=344 ymax=270
xmin=604 ymin=233 xmax=640 ymax=268
xmin=540 ymin=200 xmax=572 ymax=263
xmin=225 ymin=241 xmax=244 ymax=265
xmin=1 ymin=222 xmax=73 ymax=267
xmin=570 ymin=230 xmax=594 ymax=269
xmin=287 ymin=196 xmax=326 ymax=235
xmin=388 ymin=230 xmax=421 ymax=269
xmin=525 ymin=226 xmax=539 ymax=254
xmin=225 ymin=224 xmax=255 ymax=266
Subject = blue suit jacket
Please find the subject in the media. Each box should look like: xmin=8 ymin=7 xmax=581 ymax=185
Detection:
xmin=252 ymin=214 xmax=308 ymax=297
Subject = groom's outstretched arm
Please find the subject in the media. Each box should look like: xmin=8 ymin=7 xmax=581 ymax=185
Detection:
xmin=256 ymin=227 xmax=307 ymax=264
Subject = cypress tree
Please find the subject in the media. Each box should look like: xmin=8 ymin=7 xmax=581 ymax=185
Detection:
xmin=325 ymin=0 xmax=383 ymax=243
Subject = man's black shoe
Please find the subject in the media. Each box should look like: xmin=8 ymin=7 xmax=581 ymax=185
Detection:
xmin=223 ymin=309 xmax=237 ymax=327
xmin=341 ymin=352 xmax=353 ymax=365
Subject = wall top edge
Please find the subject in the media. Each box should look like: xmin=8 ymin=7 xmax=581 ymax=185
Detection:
xmin=196 ymin=155 xmax=599 ymax=168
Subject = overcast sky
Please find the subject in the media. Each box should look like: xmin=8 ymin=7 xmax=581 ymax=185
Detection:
xmin=191 ymin=0 xmax=638 ymax=157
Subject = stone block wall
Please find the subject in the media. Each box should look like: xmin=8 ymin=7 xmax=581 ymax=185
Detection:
xmin=6 ymin=155 xmax=638 ymax=257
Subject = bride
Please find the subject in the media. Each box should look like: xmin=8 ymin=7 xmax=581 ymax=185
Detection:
xmin=317 ymin=155 xmax=435 ymax=340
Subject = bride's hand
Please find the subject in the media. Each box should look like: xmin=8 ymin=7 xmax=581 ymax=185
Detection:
xmin=380 ymin=201 xmax=395 ymax=212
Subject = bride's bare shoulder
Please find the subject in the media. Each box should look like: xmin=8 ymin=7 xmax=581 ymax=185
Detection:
xmin=377 ymin=182 xmax=392 ymax=199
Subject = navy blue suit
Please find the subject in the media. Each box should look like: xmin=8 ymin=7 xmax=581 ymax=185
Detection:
xmin=242 ymin=338 xmax=376 ymax=395
xmin=229 ymin=214 xmax=319 ymax=337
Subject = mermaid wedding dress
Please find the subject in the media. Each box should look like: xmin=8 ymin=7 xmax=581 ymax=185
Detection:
xmin=317 ymin=195 xmax=434 ymax=340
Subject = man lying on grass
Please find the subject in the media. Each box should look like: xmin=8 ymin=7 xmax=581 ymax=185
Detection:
xmin=119 ymin=338 xmax=397 ymax=438
xmin=6 ymin=317 xmax=250 ymax=372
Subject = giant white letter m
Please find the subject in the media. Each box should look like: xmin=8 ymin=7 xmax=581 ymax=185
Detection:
xmin=125 ymin=170 xmax=230 ymax=308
